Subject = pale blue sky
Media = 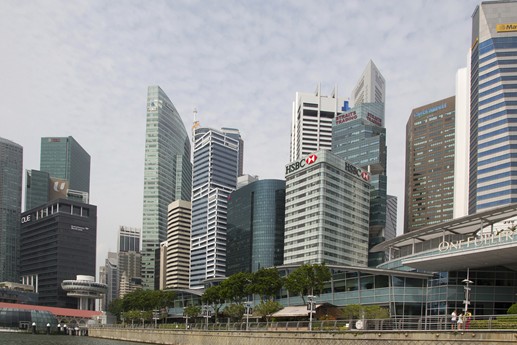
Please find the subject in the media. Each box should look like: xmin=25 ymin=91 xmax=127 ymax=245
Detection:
xmin=0 ymin=0 xmax=479 ymax=268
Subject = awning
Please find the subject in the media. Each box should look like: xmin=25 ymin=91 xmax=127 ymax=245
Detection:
xmin=272 ymin=305 xmax=321 ymax=318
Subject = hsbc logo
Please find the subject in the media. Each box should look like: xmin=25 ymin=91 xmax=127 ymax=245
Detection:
xmin=345 ymin=162 xmax=371 ymax=182
xmin=305 ymin=154 xmax=317 ymax=165
xmin=285 ymin=154 xmax=318 ymax=175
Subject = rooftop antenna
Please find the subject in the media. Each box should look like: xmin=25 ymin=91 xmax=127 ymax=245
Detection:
xmin=192 ymin=107 xmax=200 ymax=142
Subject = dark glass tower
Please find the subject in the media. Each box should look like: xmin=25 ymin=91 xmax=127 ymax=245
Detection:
xmin=20 ymin=199 xmax=97 ymax=308
xmin=26 ymin=137 xmax=90 ymax=210
xmin=0 ymin=137 xmax=23 ymax=282
xmin=226 ymin=179 xmax=286 ymax=276
xmin=141 ymin=86 xmax=192 ymax=289
xmin=40 ymin=136 xmax=90 ymax=194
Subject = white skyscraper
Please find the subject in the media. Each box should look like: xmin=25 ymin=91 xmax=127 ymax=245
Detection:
xmin=351 ymin=60 xmax=386 ymax=106
xmin=289 ymin=85 xmax=344 ymax=162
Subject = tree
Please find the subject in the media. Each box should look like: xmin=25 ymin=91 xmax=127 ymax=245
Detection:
xmin=224 ymin=303 xmax=245 ymax=321
xmin=283 ymin=264 xmax=331 ymax=303
xmin=202 ymin=285 xmax=225 ymax=322
xmin=120 ymin=289 xmax=175 ymax=311
xmin=122 ymin=310 xmax=152 ymax=326
xmin=253 ymin=300 xmax=282 ymax=322
xmin=108 ymin=298 xmax=124 ymax=321
xmin=184 ymin=305 xmax=201 ymax=320
xmin=508 ymin=303 xmax=517 ymax=314
xmin=220 ymin=272 xmax=253 ymax=302
xmin=249 ymin=268 xmax=283 ymax=301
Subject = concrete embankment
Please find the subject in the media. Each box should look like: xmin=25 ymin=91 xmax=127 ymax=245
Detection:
xmin=89 ymin=327 xmax=517 ymax=345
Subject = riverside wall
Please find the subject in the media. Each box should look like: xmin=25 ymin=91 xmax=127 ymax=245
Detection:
xmin=89 ymin=328 xmax=517 ymax=345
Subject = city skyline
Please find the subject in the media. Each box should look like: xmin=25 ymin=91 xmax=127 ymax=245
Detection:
xmin=0 ymin=0 xmax=480 ymax=266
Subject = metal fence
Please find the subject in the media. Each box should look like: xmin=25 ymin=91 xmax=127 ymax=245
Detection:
xmin=96 ymin=314 xmax=517 ymax=332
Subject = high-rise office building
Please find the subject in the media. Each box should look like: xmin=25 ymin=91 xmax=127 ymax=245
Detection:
xmin=454 ymin=62 xmax=471 ymax=219
xmin=385 ymin=195 xmax=398 ymax=241
xmin=404 ymin=97 xmax=456 ymax=232
xmin=190 ymin=127 xmax=241 ymax=288
xmin=290 ymin=85 xmax=344 ymax=162
xmin=351 ymin=60 xmax=386 ymax=106
xmin=40 ymin=136 xmax=91 ymax=194
xmin=141 ymin=86 xmax=192 ymax=289
xmin=20 ymin=199 xmax=97 ymax=308
xmin=118 ymin=251 xmax=142 ymax=297
xmin=163 ymin=200 xmax=191 ymax=289
xmin=332 ymin=60 xmax=387 ymax=267
xmin=226 ymin=179 xmax=286 ymax=276
xmin=118 ymin=226 xmax=140 ymax=252
xmin=25 ymin=136 xmax=90 ymax=210
xmin=283 ymin=151 xmax=371 ymax=266
xmin=469 ymin=1 xmax=517 ymax=214
xmin=0 ymin=137 xmax=23 ymax=283
xmin=99 ymin=252 xmax=118 ymax=311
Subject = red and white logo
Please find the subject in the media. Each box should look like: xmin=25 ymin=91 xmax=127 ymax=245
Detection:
xmin=306 ymin=154 xmax=318 ymax=165
xmin=361 ymin=171 xmax=370 ymax=181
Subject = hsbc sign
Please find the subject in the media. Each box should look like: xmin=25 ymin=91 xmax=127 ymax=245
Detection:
xmin=285 ymin=154 xmax=318 ymax=175
xmin=345 ymin=162 xmax=370 ymax=182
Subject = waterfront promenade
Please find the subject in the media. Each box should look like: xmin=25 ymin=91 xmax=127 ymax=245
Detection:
xmin=89 ymin=327 xmax=517 ymax=345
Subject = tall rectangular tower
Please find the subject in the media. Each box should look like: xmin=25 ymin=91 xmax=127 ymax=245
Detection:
xmin=141 ymin=86 xmax=192 ymax=289
xmin=469 ymin=1 xmax=517 ymax=214
xmin=226 ymin=179 xmax=286 ymax=276
xmin=164 ymin=200 xmax=191 ymax=289
xmin=118 ymin=226 xmax=140 ymax=252
xmin=0 ymin=137 xmax=23 ymax=282
xmin=40 ymin=136 xmax=91 ymax=194
xmin=20 ymin=199 xmax=97 ymax=308
xmin=290 ymin=85 xmax=344 ymax=162
xmin=404 ymin=97 xmax=455 ymax=232
xmin=189 ymin=127 xmax=240 ymax=288
xmin=283 ymin=151 xmax=370 ymax=266
xmin=332 ymin=61 xmax=387 ymax=267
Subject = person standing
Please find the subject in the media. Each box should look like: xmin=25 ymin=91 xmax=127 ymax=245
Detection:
xmin=451 ymin=310 xmax=457 ymax=329
xmin=457 ymin=313 xmax=464 ymax=330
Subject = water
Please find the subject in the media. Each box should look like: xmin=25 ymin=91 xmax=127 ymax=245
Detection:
xmin=0 ymin=332 xmax=148 ymax=345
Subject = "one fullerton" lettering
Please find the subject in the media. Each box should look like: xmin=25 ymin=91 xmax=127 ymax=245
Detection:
xmin=438 ymin=230 xmax=515 ymax=252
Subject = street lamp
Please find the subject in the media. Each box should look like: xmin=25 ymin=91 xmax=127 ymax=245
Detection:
xmin=152 ymin=309 xmax=159 ymax=328
xmin=307 ymin=295 xmax=316 ymax=331
xmin=462 ymin=268 xmax=473 ymax=314
xmin=203 ymin=304 xmax=212 ymax=330
xmin=245 ymin=302 xmax=253 ymax=331
xmin=183 ymin=307 xmax=189 ymax=329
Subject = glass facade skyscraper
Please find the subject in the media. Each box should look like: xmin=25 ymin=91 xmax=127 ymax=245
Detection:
xmin=226 ymin=179 xmax=286 ymax=276
xmin=469 ymin=1 xmax=517 ymax=214
xmin=0 ymin=137 xmax=23 ymax=282
xmin=405 ymin=97 xmax=455 ymax=232
xmin=141 ymin=86 xmax=192 ymax=289
xmin=26 ymin=136 xmax=91 ymax=211
xmin=332 ymin=102 xmax=387 ymax=266
xmin=332 ymin=60 xmax=387 ymax=267
xmin=190 ymin=127 xmax=240 ymax=288
xmin=40 ymin=136 xmax=90 ymax=194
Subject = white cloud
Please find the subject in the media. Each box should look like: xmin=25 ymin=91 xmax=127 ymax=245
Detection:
xmin=0 ymin=0 xmax=480 ymax=269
